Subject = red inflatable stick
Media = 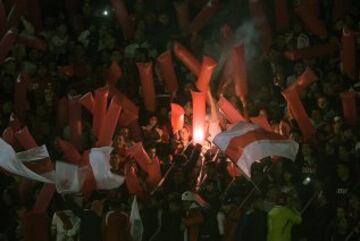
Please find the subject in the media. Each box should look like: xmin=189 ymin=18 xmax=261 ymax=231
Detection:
xmin=332 ymin=0 xmax=351 ymax=23
xmin=57 ymin=139 xmax=83 ymax=165
xmin=250 ymin=115 xmax=272 ymax=132
xmin=188 ymin=0 xmax=219 ymax=34
xmin=7 ymin=1 xmax=25 ymax=29
xmin=0 ymin=1 xmax=6 ymax=37
xmin=32 ymin=184 xmax=55 ymax=213
xmin=68 ymin=96 xmax=82 ymax=149
xmin=96 ymin=97 xmax=122 ymax=147
xmin=173 ymin=0 xmax=190 ymax=33
xmin=16 ymin=33 xmax=47 ymax=50
xmin=14 ymin=126 xmax=38 ymax=150
xmin=284 ymin=43 xmax=337 ymax=61
xmin=9 ymin=113 xmax=22 ymax=131
xmin=146 ymin=156 xmax=161 ymax=190
xmin=92 ymin=87 xmax=109 ymax=139
xmin=295 ymin=0 xmax=327 ymax=37
xmin=196 ymin=56 xmax=217 ymax=92
xmin=341 ymin=91 xmax=357 ymax=128
xmin=14 ymin=73 xmax=29 ymax=122
xmin=0 ymin=29 xmax=17 ymax=64
xmin=218 ymin=96 xmax=246 ymax=124
xmin=286 ymin=67 xmax=318 ymax=95
xmin=128 ymin=120 xmax=143 ymax=142
xmin=25 ymin=0 xmax=42 ymax=32
xmin=110 ymin=0 xmax=134 ymax=40
xmin=174 ymin=42 xmax=201 ymax=76
xmin=171 ymin=103 xmax=185 ymax=133
xmin=109 ymin=86 xmax=139 ymax=127
xmin=107 ymin=60 xmax=123 ymax=85
xmin=79 ymin=92 xmax=95 ymax=114
xmin=58 ymin=65 xmax=75 ymax=77
xmin=274 ymin=0 xmax=289 ymax=32
xmin=2 ymin=127 xmax=15 ymax=145
xmin=13 ymin=126 xmax=54 ymax=175
xmin=107 ymin=60 xmax=122 ymax=85
xmin=220 ymin=24 xmax=234 ymax=49
xmin=282 ymin=89 xmax=316 ymax=142
xmin=57 ymin=96 xmax=68 ymax=128
xmin=231 ymin=45 xmax=248 ymax=106
xmin=125 ymin=162 xmax=145 ymax=197
xmin=127 ymin=142 xmax=151 ymax=172
xmin=137 ymin=62 xmax=157 ymax=113
xmin=249 ymin=0 xmax=273 ymax=52
xmin=192 ymin=91 xmax=206 ymax=144
xmin=157 ymin=50 xmax=178 ymax=93
xmin=22 ymin=212 xmax=50 ymax=241
xmin=342 ymin=28 xmax=357 ymax=80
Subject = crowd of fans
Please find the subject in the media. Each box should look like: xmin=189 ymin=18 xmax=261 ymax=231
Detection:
xmin=0 ymin=0 xmax=360 ymax=240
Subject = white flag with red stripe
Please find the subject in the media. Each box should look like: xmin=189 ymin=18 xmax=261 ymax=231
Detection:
xmin=213 ymin=122 xmax=299 ymax=177
xmin=0 ymin=138 xmax=54 ymax=183
xmin=1 ymin=138 xmax=124 ymax=193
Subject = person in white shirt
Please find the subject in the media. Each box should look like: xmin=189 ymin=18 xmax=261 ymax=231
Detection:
xmin=51 ymin=210 xmax=81 ymax=241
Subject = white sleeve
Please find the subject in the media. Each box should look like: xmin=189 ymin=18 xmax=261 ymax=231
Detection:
xmin=217 ymin=211 xmax=226 ymax=235
xmin=67 ymin=216 xmax=81 ymax=237
xmin=51 ymin=213 xmax=58 ymax=234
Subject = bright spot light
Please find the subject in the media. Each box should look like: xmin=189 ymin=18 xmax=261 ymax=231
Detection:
xmin=103 ymin=10 xmax=109 ymax=16
xmin=193 ymin=128 xmax=205 ymax=144
xmin=303 ymin=177 xmax=311 ymax=185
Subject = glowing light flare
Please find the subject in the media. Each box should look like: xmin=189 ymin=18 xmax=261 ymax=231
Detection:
xmin=191 ymin=91 xmax=206 ymax=144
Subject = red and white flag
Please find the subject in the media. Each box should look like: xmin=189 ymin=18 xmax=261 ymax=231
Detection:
xmin=0 ymin=138 xmax=54 ymax=183
xmin=213 ymin=122 xmax=298 ymax=177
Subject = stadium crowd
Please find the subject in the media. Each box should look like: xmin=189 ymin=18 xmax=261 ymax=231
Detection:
xmin=0 ymin=0 xmax=359 ymax=241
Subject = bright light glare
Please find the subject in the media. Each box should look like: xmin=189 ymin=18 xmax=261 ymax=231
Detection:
xmin=303 ymin=177 xmax=311 ymax=185
xmin=193 ymin=128 xmax=205 ymax=144
xmin=103 ymin=10 xmax=109 ymax=16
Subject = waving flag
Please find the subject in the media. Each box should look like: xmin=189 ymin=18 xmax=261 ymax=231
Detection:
xmin=213 ymin=122 xmax=298 ymax=177
xmin=89 ymin=147 xmax=124 ymax=190
xmin=0 ymin=138 xmax=54 ymax=183
xmin=130 ymin=196 xmax=143 ymax=241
